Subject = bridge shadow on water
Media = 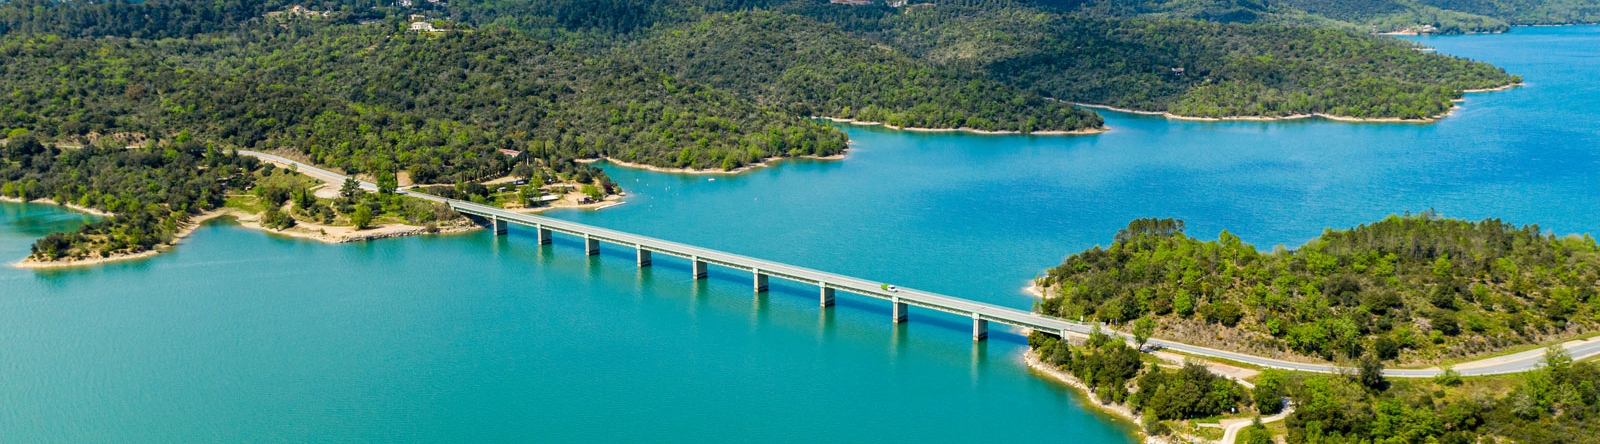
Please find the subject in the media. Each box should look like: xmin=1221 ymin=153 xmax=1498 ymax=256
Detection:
xmin=489 ymin=225 xmax=1028 ymax=349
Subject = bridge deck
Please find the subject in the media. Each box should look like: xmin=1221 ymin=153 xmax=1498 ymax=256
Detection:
xmin=448 ymin=201 xmax=1077 ymax=334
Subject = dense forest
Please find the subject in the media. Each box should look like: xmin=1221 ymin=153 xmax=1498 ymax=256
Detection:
xmin=623 ymin=11 xmax=1103 ymax=132
xmin=0 ymin=19 xmax=848 ymax=176
xmin=1283 ymin=0 xmax=1600 ymax=33
xmin=1280 ymin=0 xmax=1514 ymax=34
xmin=1032 ymin=0 xmax=1598 ymax=33
xmin=1420 ymin=0 xmax=1600 ymax=25
xmin=785 ymin=1 xmax=1520 ymax=119
xmin=452 ymin=0 xmax=1524 ymax=119
xmin=1036 ymin=216 xmax=1600 ymax=366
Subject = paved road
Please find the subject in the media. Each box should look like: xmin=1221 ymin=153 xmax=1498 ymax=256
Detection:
xmin=1220 ymin=407 xmax=1294 ymax=444
xmin=238 ymin=150 xmax=1598 ymax=378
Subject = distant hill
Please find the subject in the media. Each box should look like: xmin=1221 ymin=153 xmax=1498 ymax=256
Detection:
xmin=624 ymin=11 xmax=1103 ymax=133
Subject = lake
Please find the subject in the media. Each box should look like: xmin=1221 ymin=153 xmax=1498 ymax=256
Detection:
xmin=2 ymin=25 xmax=1596 ymax=443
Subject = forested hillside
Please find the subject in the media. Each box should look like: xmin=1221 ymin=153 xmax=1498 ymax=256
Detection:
xmin=624 ymin=12 xmax=1103 ymax=133
xmin=449 ymin=0 xmax=1522 ymax=120
xmin=1280 ymin=0 xmax=1513 ymax=34
xmin=0 ymin=19 xmax=847 ymax=177
xmin=1036 ymin=215 xmax=1600 ymax=366
xmin=1036 ymin=0 xmax=1599 ymax=34
xmin=0 ymin=0 xmax=386 ymax=38
xmin=792 ymin=1 xmax=1519 ymax=119
xmin=1420 ymin=0 xmax=1600 ymax=24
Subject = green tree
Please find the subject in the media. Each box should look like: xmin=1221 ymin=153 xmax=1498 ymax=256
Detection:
xmin=1133 ymin=317 xmax=1155 ymax=348
xmin=1239 ymin=418 xmax=1273 ymax=444
xmin=351 ymin=204 xmax=374 ymax=230
xmin=376 ymin=170 xmax=398 ymax=195
xmin=1357 ymin=355 xmax=1389 ymax=392
xmin=340 ymin=178 xmax=362 ymax=199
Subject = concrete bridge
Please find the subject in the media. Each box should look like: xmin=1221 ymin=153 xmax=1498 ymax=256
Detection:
xmin=451 ymin=199 xmax=1075 ymax=342
xmin=238 ymin=151 xmax=1600 ymax=377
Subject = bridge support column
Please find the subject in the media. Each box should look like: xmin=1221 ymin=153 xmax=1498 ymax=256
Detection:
xmin=584 ymin=235 xmax=600 ymax=256
xmin=492 ymin=217 xmax=508 ymax=235
xmin=892 ymin=297 xmax=908 ymax=323
xmin=692 ymin=258 xmax=707 ymax=280
xmin=535 ymin=227 xmax=552 ymax=245
xmin=820 ymin=286 xmax=835 ymax=307
xmin=972 ymin=314 xmax=989 ymax=341
xmin=753 ymin=271 xmax=769 ymax=293
xmin=636 ymin=249 xmax=652 ymax=267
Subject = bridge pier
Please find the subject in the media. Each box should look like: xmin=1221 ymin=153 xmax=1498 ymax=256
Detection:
xmin=636 ymin=249 xmax=652 ymax=267
xmin=692 ymin=258 xmax=708 ymax=279
xmin=753 ymin=271 xmax=769 ymax=293
xmin=535 ymin=227 xmax=552 ymax=245
xmin=491 ymin=217 xmax=508 ymax=235
xmin=820 ymin=286 xmax=835 ymax=307
xmin=892 ymin=297 xmax=908 ymax=323
xmin=584 ymin=235 xmax=600 ymax=256
xmin=972 ymin=314 xmax=989 ymax=341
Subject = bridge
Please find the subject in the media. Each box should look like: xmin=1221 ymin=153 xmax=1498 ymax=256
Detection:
xmin=448 ymin=198 xmax=1075 ymax=342
xmin=239 ymin=151 xmax=1600 ymax=378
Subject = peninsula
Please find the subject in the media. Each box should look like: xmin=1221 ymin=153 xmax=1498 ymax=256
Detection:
xmin=1028 ymin=216 xmax=1600 ymax=442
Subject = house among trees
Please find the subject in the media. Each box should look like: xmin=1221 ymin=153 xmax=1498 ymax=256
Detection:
xmin=497 ymin=148 xmax=523 ymax=158
xmin=829 ymin=0 xmax=873 ymax=5
xmin=409 ymin=21 xmax=438 ymax=32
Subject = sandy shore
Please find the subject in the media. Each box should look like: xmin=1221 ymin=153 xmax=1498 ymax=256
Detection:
xmin=11 ymin=203 xmax=480 ymax=269
xmin=12 ymin=208 xmax=235 ymax=269
xmin=1464 ymin=82 xmax=1523 ymax=93
xmin=227 ymin=208 xmax=479 ymax=244
xmin=1 ymin=196 xmax=115 ymax=217
xmin=1023 ymin=281 xmax=1045 ymax=298
xmin=818 ymin=116 xmax=1108 ymax=135
xmin=506 ymin=194 xmax=628 ymax=214
xmin=1025 ymin=351 xmax=1197 ymax=444
xmin=1074 ymin=103 xmax=1448 ymax=123
xmin=1025 ymin=350 xmax=1143 ymax=422
xmin=578 ymin=154 xmax=845 ymax=176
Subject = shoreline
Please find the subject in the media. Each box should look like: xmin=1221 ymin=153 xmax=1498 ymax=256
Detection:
xmin=817 ymin=116 xmax=1109 ymax=135
xmin=1464 ymin=82 xmax=1524 ymax=93
xmin=1073 ymin=80 xmax=1526 ymax=123
xmin=578 ymin=154 xmax=845 ymax=176
xmin=10 ymin=204 xmax=482 ymax=269
xmin=1024 ymin=350 xmax=1190 ymax=444
xmin=1 ymin=196 xmax=115 ymax=217
xmin=1074 ymin=103 xmax=1449 ymax=123
xmin=227 ymin=208 xmax=480 ymax=245
xmin=11 ymin=208 xmax=235 ymax=269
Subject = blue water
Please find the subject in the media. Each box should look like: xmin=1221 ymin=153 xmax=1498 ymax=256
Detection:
xmin=3 ymin=26 xmax=1598 ymax=442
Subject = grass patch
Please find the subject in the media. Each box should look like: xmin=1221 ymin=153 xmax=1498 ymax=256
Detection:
xmin=223 ymin=194 xmax=264 ymax=214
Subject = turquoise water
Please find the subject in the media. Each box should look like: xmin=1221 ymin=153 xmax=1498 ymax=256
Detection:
xmin=3 ymin=26 xmax=1598 ymax=442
